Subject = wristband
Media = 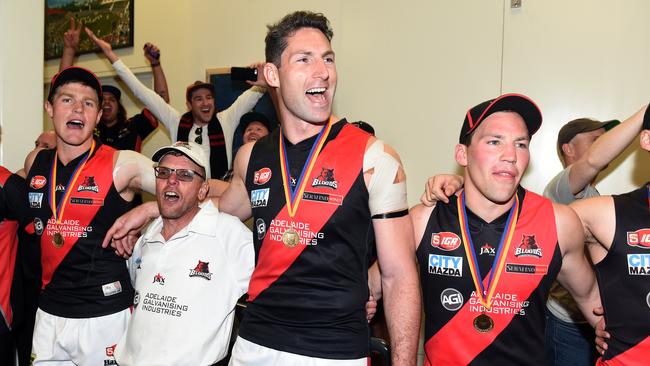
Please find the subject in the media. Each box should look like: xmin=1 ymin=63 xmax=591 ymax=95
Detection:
xmin=150 ymin=61 xmax=160 ymax=67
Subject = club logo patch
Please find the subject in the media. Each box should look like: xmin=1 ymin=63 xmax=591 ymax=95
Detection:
xmin=440 ymin=288 xmax=464 ymax=311
xmin=30 ymin=175 xmax=46 ymax=189
xmin=431 ymin=232 xmax=461 ymax=251
xmin=627 ymin=254 xmax=650 ymax=275
xmin=256 ymin=218 xmax=266 ymax=240
xmin=311 ymin=167 xmax=338 ymax=189
xmin=254 ymin=167 xmax=272 ymax=185
xmin=627 ymin=229 xmax=650 ymax=248
xmin=428 ymin=254 xmax=463 ymax=277
xmin=251 ymin=188 xmax=269 ymax=208
xmin=189 ymin=260 xmax=213 ymax=280
xmin=514 ymin=234 xmax=542 ymax=258
xmin=29 ymin=192 xmax=43 ymax=208
xmin=55 ymin=184 xmax=65 ymax=192
xmin=153 ymin=273 xmax=165 ymax=285
xmin=77 ymin=176 xmax=99 ymax=193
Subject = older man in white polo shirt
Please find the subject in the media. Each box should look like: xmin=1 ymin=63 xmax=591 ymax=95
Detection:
xmin=114 ymin=142 xmax=254 ymax=366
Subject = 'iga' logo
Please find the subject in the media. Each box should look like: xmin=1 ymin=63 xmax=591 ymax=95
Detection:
xmin=254 ymin=167 xmax=272 ymax=185
xmin=431 ymin=232 xmax=461 ymax=251
xmin=627 ymin=229 xmax=650 ymax=248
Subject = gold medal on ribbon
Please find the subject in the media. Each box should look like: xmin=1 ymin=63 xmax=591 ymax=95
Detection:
xmin=457 ymin=191 xmax=520 ymax=331
xmin=277 ymin=117 xmax=333 ymax=249
xmin=52 ymin=232 xmax=64 ymax=248
xmin=473 ymin=313 xmax=494 ymax=333
xmin=282 ymin=228 xmax=300 ymax=248
xmin=48 ymin=140 xmax=96 ymax=248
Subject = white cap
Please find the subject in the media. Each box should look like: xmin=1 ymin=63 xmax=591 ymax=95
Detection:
xmin=152 ymin=141 xmax=210 ymax=179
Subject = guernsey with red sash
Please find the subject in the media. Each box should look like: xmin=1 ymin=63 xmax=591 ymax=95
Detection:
xmin=241 ymin=119 xmax=374 ymax=359
xmin=595 ymin=184 xmax=650 ymax=366
xmin=0 ymin=166 xmax=19 ymax=332
xmin=26 ymin=140 xmax=134 ymax=318
xmin=417 ymin=188 xmax=562 ymax=365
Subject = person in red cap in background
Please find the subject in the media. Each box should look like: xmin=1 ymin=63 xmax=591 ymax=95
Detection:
xmin=85 ymin=27 xmax=269 ymax=179
xmin=59 ymin=19 xmax=164 ymax=153
xmin=403 ymin=94 xmax=602 ymax=365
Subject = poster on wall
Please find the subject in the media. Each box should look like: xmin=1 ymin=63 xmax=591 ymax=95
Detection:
xmin=44 ymin=0 xmax=134 ymax=60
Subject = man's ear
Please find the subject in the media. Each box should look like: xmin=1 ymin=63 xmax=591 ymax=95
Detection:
xmin=455 ymin=144 xmax=468 ymax=167
xmin=264 ymin=62 xmax=280 ymax=88
xmin=640 ymin=130 xmax=650 ymax=151
xmin=198 ymin=181 xmax=209 ymax=201
xmin=186 ymin=100 xmax=192 ymax=111
xmin=561 ymin=143 xmax=574 ymax=160
xmin=44 ymin=100 xmax=54 ymax=119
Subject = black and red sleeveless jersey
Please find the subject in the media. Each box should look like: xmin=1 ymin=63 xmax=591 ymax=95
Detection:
xmin=0 ymin=166 xmax=20 ymax=334
xmin=240 ymin=120 xmax=373 ymax=359
xmin=26 ymin=140 xmax=134 ymax=318
xmin=595 ymin=185 xmax=650 ymax=365
xmin=417 ymin=188 xmax=562 ymax=365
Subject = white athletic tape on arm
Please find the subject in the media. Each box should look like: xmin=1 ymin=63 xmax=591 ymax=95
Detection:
xmin=113 ymin=150 xmax=156 ymax=194
xmin=364 ymin=140 xmax=408 ymax=216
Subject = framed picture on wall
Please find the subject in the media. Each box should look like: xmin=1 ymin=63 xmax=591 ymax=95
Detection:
xmin=206 ymin=67 xmax=278 ymax=155
xmin=44 ymin=0 xmax=134 ymax=60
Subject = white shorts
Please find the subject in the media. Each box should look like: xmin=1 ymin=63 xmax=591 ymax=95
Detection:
xmin=32 ymin=307 xmax=131 ymax=366
xmin=229 ymin=336 xmax=368 ymax=366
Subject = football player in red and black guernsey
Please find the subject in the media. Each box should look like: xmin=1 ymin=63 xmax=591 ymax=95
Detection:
xmin=24 ymin=66 xmax=158 ymax=365
xmin=218 ymin=11 xmax=421 ymax=366
xmin=102 ymin=11 xmax=420 ymax=366
xmin=0 ymin=165 xmax=28 ymax=365
xmin=408 ymin=94 xmax=603 ymax=365
xmin=570 ymin=113 xmax=650 ymax=366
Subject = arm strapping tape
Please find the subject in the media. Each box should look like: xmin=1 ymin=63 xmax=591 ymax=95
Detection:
xmin=113 ymin=150 xmax=156 ymax=195
xmin=364 ymin=139 xmax=408 ymax=217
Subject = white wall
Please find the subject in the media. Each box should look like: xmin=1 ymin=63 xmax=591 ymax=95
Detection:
xmin=35 ymin=0 xmax=650 ymax=203
xmin=1 ymin=0 xmax=44 ymax=172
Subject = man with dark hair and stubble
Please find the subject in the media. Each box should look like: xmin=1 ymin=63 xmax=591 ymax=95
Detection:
xmin=221 ymin=11 xmax=420 ymax=365
xmin=103 ymin=10 xmax=420 ymax=366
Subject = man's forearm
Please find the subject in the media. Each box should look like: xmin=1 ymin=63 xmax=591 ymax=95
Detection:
xmin=151 ymin=63 xmax=170 ymax=103
xmin=584 ymin=105 xmax=646 ymax=171
xmin=382 ymin=271 xmax=421 ymax=365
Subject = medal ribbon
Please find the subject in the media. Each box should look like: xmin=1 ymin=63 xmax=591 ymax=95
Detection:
xmin=49 ymin=140 xmax=96 ymax=224
xmin=278 ymin=117 xmax=333 ymax=218
xmin=457 ymin=191 xmax=519 ymax=309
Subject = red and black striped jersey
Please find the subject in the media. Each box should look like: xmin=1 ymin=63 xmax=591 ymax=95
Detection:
xmin=417 ymin=188 xmax=562 ymax=365
xmin=240 ymin=120 xmax=374 ymax=359
xmin=26 ymin=141 xmax=134 ymax=318
xmin=596 ymin=184 xmax=650 ymax=365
